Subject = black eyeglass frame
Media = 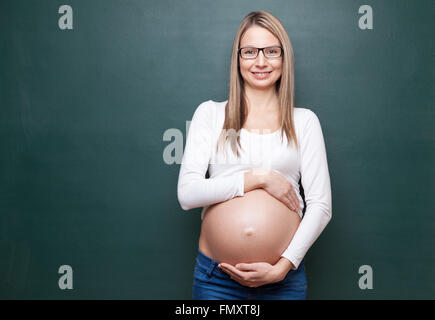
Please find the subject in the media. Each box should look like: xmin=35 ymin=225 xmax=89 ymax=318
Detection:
xmin=238 ymin=46 xmax=284 ymax=59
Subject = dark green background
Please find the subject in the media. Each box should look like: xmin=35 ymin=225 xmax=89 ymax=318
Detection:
xmin=1 ymin=0 xmax=434 ymax=299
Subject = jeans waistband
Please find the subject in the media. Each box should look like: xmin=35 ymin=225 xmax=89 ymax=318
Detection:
xmin=195 ymin=249 xmax=220 ymax=277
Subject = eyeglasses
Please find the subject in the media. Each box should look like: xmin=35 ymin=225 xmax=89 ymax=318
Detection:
xmin=238 ymin=46 xmax=283 ymax=59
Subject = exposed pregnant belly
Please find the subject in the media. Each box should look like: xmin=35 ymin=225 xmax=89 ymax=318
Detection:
xmin=199 ymin=189 xmax=301 ymax=266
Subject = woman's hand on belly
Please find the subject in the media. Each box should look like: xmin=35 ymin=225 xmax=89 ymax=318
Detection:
xmin=218 ymin=259 xmax=290 ymax=288
xmin=263 ymin=169 xmax=300 ymax=212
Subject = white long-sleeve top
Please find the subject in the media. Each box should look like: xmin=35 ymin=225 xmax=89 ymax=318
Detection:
xmin=177 ymin=100 xmax=332 ymax=269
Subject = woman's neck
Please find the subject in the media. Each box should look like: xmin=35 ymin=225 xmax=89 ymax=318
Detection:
xmin=244 ymin=85 xmax=279 ymax=113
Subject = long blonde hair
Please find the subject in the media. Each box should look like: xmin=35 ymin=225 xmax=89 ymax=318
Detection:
xmin=216 ymin=10 xmax=299 ymax=157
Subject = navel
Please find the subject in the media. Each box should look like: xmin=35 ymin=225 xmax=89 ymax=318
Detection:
xmin=243 ymin=227 xmax=256 ymax=237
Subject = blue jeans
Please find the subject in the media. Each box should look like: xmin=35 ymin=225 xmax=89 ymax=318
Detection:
xmin=192 ymin=249 xmax=307 ymax=300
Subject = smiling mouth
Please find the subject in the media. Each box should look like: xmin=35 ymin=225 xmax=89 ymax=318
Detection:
xmin=251 ymin=71 xmax=272 ymax=79
xmin=251 ymin=71 xmax=272 ymax=75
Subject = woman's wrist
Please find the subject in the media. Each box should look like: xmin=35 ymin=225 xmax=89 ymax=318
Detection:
xmin=244 ymin=169 xmax=269 ymax=192
xmin=251 ymin=168 xmax=270 ymax=189
xmin=273 ymin=257 xmax=295 ymax=280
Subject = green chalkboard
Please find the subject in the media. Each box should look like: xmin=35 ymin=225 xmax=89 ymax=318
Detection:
xmin=0 ymin=0 xmax=434 ymax=299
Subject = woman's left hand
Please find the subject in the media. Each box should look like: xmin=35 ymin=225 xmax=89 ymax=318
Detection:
xmin=218 ymin=261 xmax=285 ymax=288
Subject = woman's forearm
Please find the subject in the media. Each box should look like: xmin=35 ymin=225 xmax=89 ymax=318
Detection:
xmin=244 ymin=168 xmax=269 ymax=193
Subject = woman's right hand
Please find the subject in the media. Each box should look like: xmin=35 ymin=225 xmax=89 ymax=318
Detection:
xmin=261 ymin=169 xmax=301 ymax=213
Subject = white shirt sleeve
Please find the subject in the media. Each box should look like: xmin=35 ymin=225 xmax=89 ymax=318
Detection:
xmin=177 ymin=101 xmax=245 ymax=211
xmin=281 ymin=109 xmax=332 ymax=269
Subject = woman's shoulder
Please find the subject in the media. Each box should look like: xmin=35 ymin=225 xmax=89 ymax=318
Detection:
xmin=190 ymin=100 xmax=226 ymax=132
xmin=192 ymin=100 xmax=227 ymax=127
xmin=193 ymin=99 xmax=225 ymax=117
xmin=208 ymin=99 xmax=227 ymax=114
xmin=294 ymin=107 xmax=321 ymax=126
xmin=294 ymin=106 xmax=317 ymax=118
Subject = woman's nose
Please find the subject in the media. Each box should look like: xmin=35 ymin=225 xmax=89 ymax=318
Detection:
xmin=255 ymin=51 xmax=267 ymax=66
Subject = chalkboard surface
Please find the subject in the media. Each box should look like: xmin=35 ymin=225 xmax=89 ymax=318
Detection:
xmin=1 ymin=0 xmax=434 ymax=299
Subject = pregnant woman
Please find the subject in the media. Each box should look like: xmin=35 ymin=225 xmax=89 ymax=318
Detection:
xmin=177 ymin=10 xmax=332 ymax=300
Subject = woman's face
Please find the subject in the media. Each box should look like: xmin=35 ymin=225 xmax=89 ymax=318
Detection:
xmin=238 ymin=26 xmax=283 ymax=91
